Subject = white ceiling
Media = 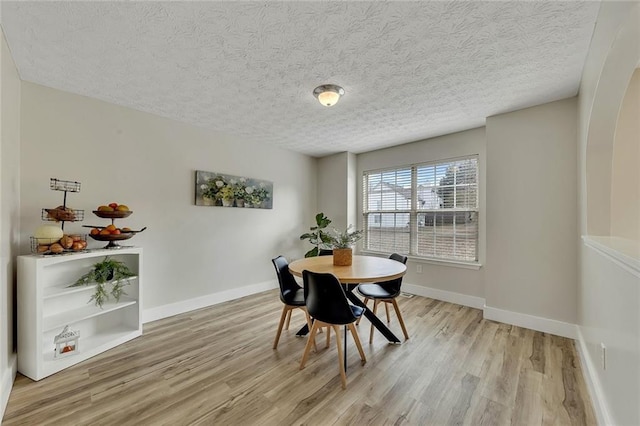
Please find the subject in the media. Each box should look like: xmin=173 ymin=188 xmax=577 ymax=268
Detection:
xmin=1 ymin=1 xmax=600 ymax=157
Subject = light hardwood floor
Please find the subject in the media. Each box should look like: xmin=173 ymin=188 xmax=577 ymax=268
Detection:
xmin=3 ymin=290 xmax=595 ymax=425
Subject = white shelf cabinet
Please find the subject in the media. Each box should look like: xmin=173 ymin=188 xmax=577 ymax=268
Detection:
xmin=18 ymin=247 xmax=143 ymax=381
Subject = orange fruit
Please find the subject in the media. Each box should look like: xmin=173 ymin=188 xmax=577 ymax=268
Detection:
xmin=99 ymin=229 xmax=111 ymax=235
xmin=112 ymin=229 xmax=121 ymax=235
xmin=90 ymin=228 xmax=100 ymax=235
xmin=106 ymin=224 xmax=117 ymax=232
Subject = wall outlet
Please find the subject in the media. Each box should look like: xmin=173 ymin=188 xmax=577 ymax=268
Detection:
xmin=600 ymin=343 xmax=607 ymax=370
xmin=416 ymin=264 xmax=423 ymax=274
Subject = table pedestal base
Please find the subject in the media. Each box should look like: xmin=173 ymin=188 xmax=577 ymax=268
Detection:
xmin=295 ymin=292 xmax=401 ymax=344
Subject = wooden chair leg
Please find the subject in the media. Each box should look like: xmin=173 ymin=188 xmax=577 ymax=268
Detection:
xmin=273 ymin=305 xmax=289 ymax=349
xmin=284 ymin=309 xmax=292 ymax=330
xmin=333 ymin=325 xmax=347 ymax=389
xmin=325 ymin=325 xmax=331 ymax=348
xmin=391 ymin=298 xmax=409 ymax=340
xmin=384 ymin=301 xmax=391 ymax=323
xmin=303 ymin=308 xmax=317 ymax=352
xmin=356 ymin=297 xmax=370 ymax=325
xmin=348 ymin=323 xmax=366 ymax=365
xmin=300 ymin=321 xmax=321 ymax=369
xmin=369 ymin=300 xmax=379 ymax=344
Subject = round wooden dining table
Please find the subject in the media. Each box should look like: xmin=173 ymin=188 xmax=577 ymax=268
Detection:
xmin=288 ymin=255 xmax=407 ymax=344
xmin=288 ymin=255 xmax=407 ymax=284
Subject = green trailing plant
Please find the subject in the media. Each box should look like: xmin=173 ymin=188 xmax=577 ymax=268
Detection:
xmin=328 ymin=225 xmax=364 ymax=249
xmin=70 ymin=257 xmax=135 ymax=308
xmin=299 ymin=212 xmax=333 ymax=257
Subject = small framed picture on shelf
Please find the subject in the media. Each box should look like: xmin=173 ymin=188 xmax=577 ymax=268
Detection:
xmin=53 ymin=325 xmax=80 ymax=358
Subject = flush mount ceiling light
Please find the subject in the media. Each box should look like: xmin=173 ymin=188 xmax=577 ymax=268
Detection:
xmin=313 ymin=84 xmax=345 ymax=107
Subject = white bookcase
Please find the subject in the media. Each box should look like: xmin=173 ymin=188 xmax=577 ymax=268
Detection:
xmin=17 ymin=247 xmax=143 ymax=381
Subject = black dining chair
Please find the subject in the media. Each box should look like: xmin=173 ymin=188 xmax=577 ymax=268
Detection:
xmin=299 ymin=270 xmax=366 ymax=389
xmin=319 ymin=249 xmax=333 ymax=256
xmin=271 ymin=256 xmax=314 ymax=350
xmin=356 ymin=253 xmax=409 ymax=343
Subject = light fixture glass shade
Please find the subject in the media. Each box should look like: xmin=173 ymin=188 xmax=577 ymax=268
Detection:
xmin=317 ymin=91 xmax=341 ymax=107
xmin=313 ymin=84 xmax=345 ymax=107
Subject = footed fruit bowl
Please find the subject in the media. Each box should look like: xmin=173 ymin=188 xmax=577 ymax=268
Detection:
xmin=93 ymin=210 xmax=133 ymax=219
xmin=88 ymin=232 xmax=134 ymax=248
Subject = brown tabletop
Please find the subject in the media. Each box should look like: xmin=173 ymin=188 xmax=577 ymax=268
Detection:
xmin=288 ymin=255 xmax=406 ymax=284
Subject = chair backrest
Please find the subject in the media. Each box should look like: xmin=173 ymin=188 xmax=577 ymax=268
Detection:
xmin=378 ymin=253 xmax=408 ymax=296
xmin=319 ymin=249 xmax=333 ymax=256
xmin=303 ymin=270 xmax=357 ymax=325
xmin=272 ymin=256 xmax=302 ymax=304
xmin=389 ymin=253 xmax=408 ymax=265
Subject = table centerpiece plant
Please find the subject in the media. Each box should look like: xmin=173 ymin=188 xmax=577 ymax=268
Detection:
xmin=328 ymin=225 xmax=363 ymax=266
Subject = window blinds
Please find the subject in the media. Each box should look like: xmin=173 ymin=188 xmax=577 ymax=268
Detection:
xmin=363 ymin=157 xmax=478 ymax=262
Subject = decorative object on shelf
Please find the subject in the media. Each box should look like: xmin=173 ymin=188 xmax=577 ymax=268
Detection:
xmin=53 ymin=325 xmax=80 ymax=358
xmin=327 ymin=225 xmax=364 ymax=266
xmin=33 ymin=225 xmax=64 ymax=245
xmin=299 ymin=212 xmax=333 ymax=258
xmin=70 ymin=256 xmax=135 ymax=308
xmin=44 ymin=205 xmax=80 ymax=222
xmin=30 ymin=232 xmax=87 ymax=255
xmin=86 ymin=203 xmax=145 ymax=248
xmin=40 ymin=178 xmax=84 ymax=228
xmin=195 ymin=170 xmax=273 ymax=209
xmin=31 ymin=178 xmax=87 ymax=255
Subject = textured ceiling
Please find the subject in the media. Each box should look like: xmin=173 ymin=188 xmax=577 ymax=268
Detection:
xmin=1 ymin=1 xmax=599 ymax=157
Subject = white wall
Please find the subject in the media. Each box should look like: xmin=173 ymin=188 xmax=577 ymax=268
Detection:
xmin=577 ymin=2 xmax=640 ymax=425
xmin=317 ymin=152 xmax=349 ymax=231
xmin=19 ymin=83 xmax=317 ymax=318
xmin=0 ymin=29 xmax=20 ymax=419
xmin=357 ymin=127 xmax=486 ymax=302
xmin=317 ymin=152 xmax=358 ymax=237
xmin=485 ymin=98 xmax=578 ymax=327
xmin=610 ymin=69 xmax=640 ymax=241
xmin=353 ymin=101 xmax=580 ymax=333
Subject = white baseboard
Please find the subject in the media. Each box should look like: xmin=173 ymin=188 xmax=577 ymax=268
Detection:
xmin=575 ymin=327 xmax=613 ymax=426
xmin=142 ymin=280 xmax=278 ymax=323
xmin=402 ymin=283 xmax=485 ymax=309
xmin=1 ymin=354 xmax=17 ymax=421
xmin=482 ymin=305 xmax=577 ymax=339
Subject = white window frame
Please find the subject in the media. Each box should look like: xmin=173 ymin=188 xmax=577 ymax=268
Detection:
xmin=362 ymin=155 xmax=480 ymax=266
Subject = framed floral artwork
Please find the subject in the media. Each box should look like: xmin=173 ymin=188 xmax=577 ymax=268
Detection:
xmin=195 ymin=170 xmax=273 ymax=209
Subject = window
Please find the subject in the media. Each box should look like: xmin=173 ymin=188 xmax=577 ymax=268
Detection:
xmin=363 ymin=156 xmax=479 ymax=263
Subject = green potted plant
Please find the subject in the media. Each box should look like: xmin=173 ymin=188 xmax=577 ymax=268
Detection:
xmin=299 ymin=212 xmax=333 ymax=257
xmin=328 ymin=225 xmax=363 ymax=266
xmin=70 ymin=256 xmax=135 ymax=308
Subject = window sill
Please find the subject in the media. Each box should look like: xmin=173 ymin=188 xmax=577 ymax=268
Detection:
xmin=359 ymin=250 xmax=482 ymax=270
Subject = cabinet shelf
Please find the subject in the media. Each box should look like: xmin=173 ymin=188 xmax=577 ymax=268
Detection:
xmin=43 ymin=297 xmax=137 ymax=332
xmin=43 ymin=276 xmax=138 ymax=299
xmin=42 ymin=325 xmax=140 ymax=363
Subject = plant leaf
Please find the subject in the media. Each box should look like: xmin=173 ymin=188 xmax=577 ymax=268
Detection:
xmin=305 ymin=247 xmax=319 ymax=258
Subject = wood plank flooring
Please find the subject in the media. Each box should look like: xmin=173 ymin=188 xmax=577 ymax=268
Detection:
xmin=3 ymin=290 xmax=596 ymax=425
